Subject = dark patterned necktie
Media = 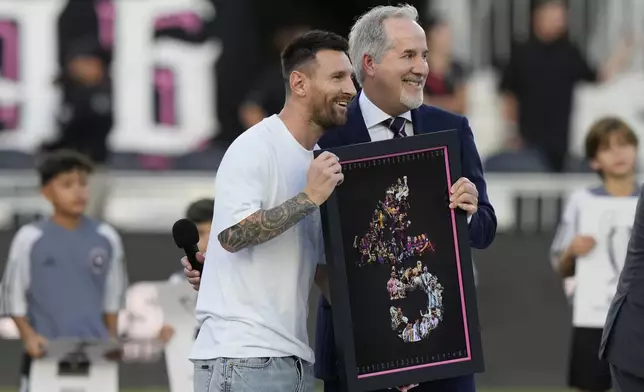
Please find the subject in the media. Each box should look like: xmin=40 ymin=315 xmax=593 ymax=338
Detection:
xmin=385 ymin=117 xmax=407 ymax=138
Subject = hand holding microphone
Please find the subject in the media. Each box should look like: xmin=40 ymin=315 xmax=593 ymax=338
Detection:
xmin=182 ymin=253 xmax=204 ymax=291
xmin=172 ymin=219 xmax=203 ymax=273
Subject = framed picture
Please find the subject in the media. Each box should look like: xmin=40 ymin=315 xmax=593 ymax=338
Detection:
xmin=315 ymin=130 xmax=484 ymax=391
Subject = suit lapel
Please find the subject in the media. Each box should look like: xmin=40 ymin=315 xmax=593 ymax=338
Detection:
xmin=347 ymin=92 xmax=372 ymax=144
xmin=410 ymin=108 xmax=425 ymax=135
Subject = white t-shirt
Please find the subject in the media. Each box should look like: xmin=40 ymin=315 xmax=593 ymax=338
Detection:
xmin=550 ymin=188 xmax=589 ymax=300
xmin=550 ymin=186 xmax=639 ymax=301
xmin=190 ymin=115 xmax=324 ymax=364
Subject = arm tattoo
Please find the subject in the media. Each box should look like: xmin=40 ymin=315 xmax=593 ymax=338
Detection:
xmin=218 ymin=192 xmax=318 ymax=252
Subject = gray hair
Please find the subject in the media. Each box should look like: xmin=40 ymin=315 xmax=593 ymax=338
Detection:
xmin=348 ymin=4 xmax=419 ymax=85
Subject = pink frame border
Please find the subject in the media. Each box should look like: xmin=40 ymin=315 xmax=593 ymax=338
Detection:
xmin=340 ymin=145 xmax=472 ymax=378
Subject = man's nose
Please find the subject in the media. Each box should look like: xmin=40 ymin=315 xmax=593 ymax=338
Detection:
xmin=412 ymin=58 xmax=429 ymax=77
xmin=344 ymin=79 xmax=357 ymax=96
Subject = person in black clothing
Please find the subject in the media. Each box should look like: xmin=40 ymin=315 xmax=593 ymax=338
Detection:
xmin=422 ymin=16 xmax=469 ymax=115
xmin=48 ymin=37 xmax=112 ymax=164
xmin=42 ymin=36 xmax=113 ymax=219
xmin=498 ymin=0 xmax=631 ymax=173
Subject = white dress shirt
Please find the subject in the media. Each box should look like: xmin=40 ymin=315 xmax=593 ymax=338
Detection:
xmin=359 ymin=92 xmax=413 ymax=141
xmin=358 ymin=92 xmax=473 ymax=224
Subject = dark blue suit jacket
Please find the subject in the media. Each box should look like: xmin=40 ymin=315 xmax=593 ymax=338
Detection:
xmin=314 ymin=94 xmax=496 ymax=391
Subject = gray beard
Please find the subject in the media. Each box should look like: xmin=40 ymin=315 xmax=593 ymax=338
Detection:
xmin=400 ymin=89 xmax=423 ymax=110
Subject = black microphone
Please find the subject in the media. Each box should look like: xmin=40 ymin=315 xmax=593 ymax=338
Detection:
xmin=172 ymin=218 xmax=203 ymax=273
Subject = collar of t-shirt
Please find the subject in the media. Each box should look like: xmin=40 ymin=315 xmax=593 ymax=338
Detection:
xmin=269 ymin=114 xmax=318 ymax=159
xmin=591 ymin=184 xmax=641 ymax=197
xmin=359 ymin=92 xmax=412 ymax=142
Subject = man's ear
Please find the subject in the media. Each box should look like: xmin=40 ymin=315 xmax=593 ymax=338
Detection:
xmin=363 ymin=54 xmax=377 ymax=78
xmin=289 ymin=70 xmax=307 ymax=97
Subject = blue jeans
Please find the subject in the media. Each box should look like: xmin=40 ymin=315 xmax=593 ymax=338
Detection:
xmin=192 ymin=356 xmax=314 ymax=392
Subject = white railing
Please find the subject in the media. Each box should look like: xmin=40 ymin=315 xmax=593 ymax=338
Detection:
xmin=0 ymin=170 xmax=216 ymax=232
xmin=0 ymin=170 xmax=623 ymax=233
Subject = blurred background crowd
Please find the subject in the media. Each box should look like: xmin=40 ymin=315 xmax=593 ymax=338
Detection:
xmin=0 ymin=0 xmax=643 ymax=390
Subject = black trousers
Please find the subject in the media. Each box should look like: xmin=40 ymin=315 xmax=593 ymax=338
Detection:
xmin=20 ymin=353 xmax=32 ymax=376
xmin=19 ymin=353 xmax=32 ymax=392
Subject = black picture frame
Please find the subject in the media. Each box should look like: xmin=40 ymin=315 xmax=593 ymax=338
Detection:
xmin=315 ymin=130 xmax=484 ymax=392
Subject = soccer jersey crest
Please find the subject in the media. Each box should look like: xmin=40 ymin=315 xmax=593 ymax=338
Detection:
xmin=89 ymin=247 xmax=109 ymax=275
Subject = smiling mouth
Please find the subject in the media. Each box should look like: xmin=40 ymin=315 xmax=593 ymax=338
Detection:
xmin=403 ymin=79 xmax=423 ymax=88
xmin=335 ymin=100 xmax=349 ymax=108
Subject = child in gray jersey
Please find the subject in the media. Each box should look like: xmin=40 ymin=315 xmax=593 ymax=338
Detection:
xmin=0 ymin=150 xmax=127 ymax=390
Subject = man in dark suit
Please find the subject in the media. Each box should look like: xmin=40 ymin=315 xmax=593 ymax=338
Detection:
xmin=315 ymin=5 xmax=496 ymax=392
xmin=600 ymin=187 xmax=644 ymax=391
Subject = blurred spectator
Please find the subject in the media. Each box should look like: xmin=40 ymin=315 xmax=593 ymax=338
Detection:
xmin=498 ymin=0 xmax=632 ymax=173
xmin=238 ymin=24 xmax=310 ymax=128
xmin=42 ymin=36 xmax=114 ymax=219
xmin=422 ymin=16 xmax=469 ymax=115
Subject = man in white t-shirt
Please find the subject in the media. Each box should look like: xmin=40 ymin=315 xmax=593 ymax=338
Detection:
xmin=189 ymin=30 xmax=356 ymax=392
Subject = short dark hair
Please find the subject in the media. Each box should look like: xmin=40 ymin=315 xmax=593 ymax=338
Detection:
xmin=280 ymin=30 xmax=349 ymax=91
xmin=37 ymin=150 xmax=94 ymax=186
xmin=585 ymin=117 xmax=638 ymax=161
xmin=186 ymin=198 xmax=214 ymax=224
xmin=533 ymin=0 xmax=566 ymax=11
